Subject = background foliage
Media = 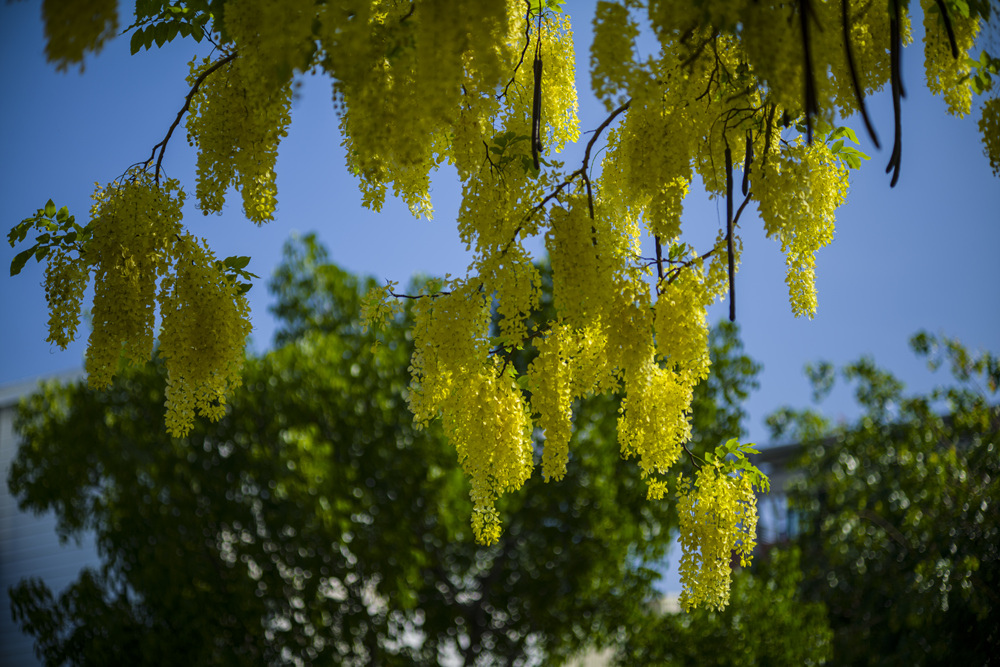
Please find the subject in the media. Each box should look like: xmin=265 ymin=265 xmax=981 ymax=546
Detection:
xmin=8 ymin=234 xmax=761 ymax=666
xmin=768 ymin=334 xmax=1000 ymax=666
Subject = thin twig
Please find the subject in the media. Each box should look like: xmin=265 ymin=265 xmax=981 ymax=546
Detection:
xmin=682 ymin=443 xmax=704 ymax=469
xmin=146 ymin=51 xmax=237 ymax=184
xmin=389 ymin=289 xmax=452 ymax=300
xmin=523 ymin=99 xmax=632 ymax=225
xmin=499 ymin=1 xmax=534 ymax=101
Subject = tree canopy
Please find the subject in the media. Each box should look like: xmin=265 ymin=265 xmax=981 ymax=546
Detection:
xmin=8 ymin=234 xmax=762 ymax=665
xmin=609 ymin=333 xmax=998 ymax=666
xmin=7 ymin=0 xmax=999 ymax=607
xmin=768 ymin=333 xmax=1000 ymax=665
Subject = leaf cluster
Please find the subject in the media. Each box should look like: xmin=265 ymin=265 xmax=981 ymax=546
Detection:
xmin=127 ymin=0 xmax=220 ymax=53
xmin=8 ymin=199 xmax=89 ymax=277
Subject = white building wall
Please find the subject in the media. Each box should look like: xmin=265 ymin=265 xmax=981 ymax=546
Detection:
xmin=0 ymin=372 xmax=99 ymax=667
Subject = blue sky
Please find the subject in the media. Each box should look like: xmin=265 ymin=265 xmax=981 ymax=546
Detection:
xmin=1 ymin=1 xmax=998 ymax=449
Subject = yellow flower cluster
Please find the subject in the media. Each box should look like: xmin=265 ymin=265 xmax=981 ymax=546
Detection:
xmin=31 ymin=173 xmax=253 ymax=436
xmin=655 ymin=267 xmax=712 ymax=385
xmin=84 ymin=174 xmax=184 ymax=388
xmin=980 ymin=98 xmax=1000 ymax=177
xmin=185 ymin=52 xmax=292 ymax=223
xmin=590 ymin=0 xmax=640 ymax=112
xmin=527 ymin=329 xmax=573 ymax=481
xmin=408 ymin=282 xmax=492 ymax=428
xmin=226 ymin=0 xmax=315 ymax=88
xmin=43 ymin=247 xmax=88 ymax=350
xmin=478 ymin=247 xmax=541 ymax=343
xmin=618 ymin=359 xmax=692 ymax=483
xmin=539 ymin=14 xmax=581 ymax=153
xmin=158 ymin=234 xmax=252 ymax=438
xmin=360 ymin=280 xmax=402 ymax=335
xmin=755 ymin=141 xmax=849 ymax=318
xmin=546 ymin=197 xmax=614 ymax=328
xmin=441 ymin=368 xmax=533 ymax=545
xmin=41 ymin=0 xmax=118 ymax=71
xmin=676 ymin=466 xmax=759 ymax=612
xmin=322 ymin=1 xmax=522 ymax=217
xmin=922 ymin=0 xmax=980 ymax=117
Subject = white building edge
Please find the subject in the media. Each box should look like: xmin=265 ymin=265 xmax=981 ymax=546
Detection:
xmin=1 ymin=369 xmax=99 ymax=667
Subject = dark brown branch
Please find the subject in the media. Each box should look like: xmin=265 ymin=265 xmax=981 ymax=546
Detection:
xmin=680 ymin=30 xmax=718 ymax=71
xmin=934 ymin=0 xmax=960 ymax=58
xmin=389 ymin=289 xmax=452 ymax=300
xmin=146 ymin=51 xmax=237 ymax=184
xmin=799 ymin=0 xmax=818 ymax=143
xmin=681 ymin=442 xmax=704 ymax=469
xmin=886 ymin=0 xmax=905 ymax=187
xmin=654 ymin=235 xmax=664 ymax=289
xmin=742 ymin=129 xmax=753 ymax=196
xmin=725 ymin=146 xmax=736 ymax=322
xmin=531 ymin=38 xmax=543 ymax=170
xmin=733 ymin=188 xmax=753 ymax=227
xmin=482 ymin=140 xmax=502 ymax=178
xmin=762 ymin=103 xmax=777 ymax=168
xmin=842 ymin=0 xmax=881 ymax=148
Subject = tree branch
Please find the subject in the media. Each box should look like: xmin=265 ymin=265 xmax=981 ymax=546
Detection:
xmin=726 ymin=145 xmax=736 ymax=322
xmin=842 ymin=0 xmax=881 ymax=148
xmin=525 ymin=99 xmax=631 ymax=224
xmin=886 ymin=0 xmax=905 ymax=187
xmin=145 ymin=51 xmax=237 ymax=184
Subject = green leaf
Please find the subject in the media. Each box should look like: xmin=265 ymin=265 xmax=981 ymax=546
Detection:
xmin=130 ymin=28 xmax=145 ymax=55
xmin=56 ymin=206 xmax=69 ymax=223
xmin=64 ymin=231 xmax=78 ymax=244
xmin=44 ymin=200 xmax=56 ymax=218
xmin=35 ymin=233 xmax=51 ymax=245
xmin=35 ymin=245 xmax=49 ymax=261
xmin=8 ymin=220 xmax=32 ymax=246
xmin=224 ymin=255 xmax=251 ymax=270
xmin=153 ymin=22 xmax=168 ymax=47
xmin=10 ymin=246 xmax=37 ymax=276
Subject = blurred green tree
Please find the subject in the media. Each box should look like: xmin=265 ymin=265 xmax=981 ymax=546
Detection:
xmin=8 ymin=234 xmax=760 ymax=666
xmin=767 ymin=334 xmax=1000 ymax=666
xmin=614 ymin=547 xmax=833 ymax=666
